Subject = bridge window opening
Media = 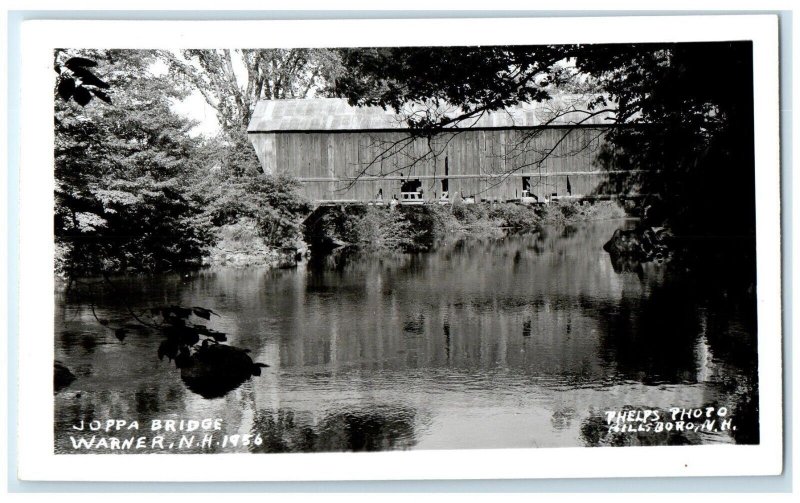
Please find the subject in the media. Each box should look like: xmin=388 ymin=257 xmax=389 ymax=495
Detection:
xmin=440 ymin=156 xmax=450 ymax=200
xmin=521 ymin=176 xmax=531 ymax=197
xmin=400 ymin=179 xmax=424 ymax=205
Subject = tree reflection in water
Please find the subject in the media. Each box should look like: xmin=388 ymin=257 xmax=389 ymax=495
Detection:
xmin=249 ymin=406 xmax=417 ymax=453
xmin=580 ymin=408 xmax=695 ymax=447
xmin=55 ymin=220 xmax=760 ymax=451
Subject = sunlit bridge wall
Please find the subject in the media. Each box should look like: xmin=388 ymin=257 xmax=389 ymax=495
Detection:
xmin=247 ymin=98 xmax=643 ymax=203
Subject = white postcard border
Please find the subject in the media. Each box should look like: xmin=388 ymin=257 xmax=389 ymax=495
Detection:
xmin=17 ymin=15 xmax=782 ymax=481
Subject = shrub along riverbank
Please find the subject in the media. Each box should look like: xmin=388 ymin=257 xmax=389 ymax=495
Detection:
xmin=302 ymin=200 xmax=629 ymax=258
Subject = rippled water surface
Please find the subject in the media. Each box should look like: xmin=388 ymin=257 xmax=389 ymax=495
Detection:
xmin=55 ymin=219 xmax=759 ymax=453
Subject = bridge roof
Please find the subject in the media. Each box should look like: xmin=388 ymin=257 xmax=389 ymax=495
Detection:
xmin=247 ymin=96 xmax=618 ymax=133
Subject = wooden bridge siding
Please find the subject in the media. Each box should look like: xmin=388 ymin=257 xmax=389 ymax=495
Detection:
xmin=261 ymin=128 xmax=614 ymax=201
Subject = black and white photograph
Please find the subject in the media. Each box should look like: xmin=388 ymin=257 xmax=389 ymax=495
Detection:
xmin=14 ymin=15 xmax=783 ymax=482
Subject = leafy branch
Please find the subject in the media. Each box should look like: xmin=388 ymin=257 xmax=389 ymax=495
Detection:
xmin=54 ymin=52 xmax=112 ymax=106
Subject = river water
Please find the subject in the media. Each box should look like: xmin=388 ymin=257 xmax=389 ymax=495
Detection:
xmin=54 ymin=219 xmax=759 ymax=453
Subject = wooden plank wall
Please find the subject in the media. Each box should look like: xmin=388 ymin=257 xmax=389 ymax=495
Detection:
xmin=251 ymin=127 xmax=632 ymax=202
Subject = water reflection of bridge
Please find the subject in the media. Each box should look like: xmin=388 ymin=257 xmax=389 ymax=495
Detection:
xmin=54 ymin=221 xmax=759 ymax=451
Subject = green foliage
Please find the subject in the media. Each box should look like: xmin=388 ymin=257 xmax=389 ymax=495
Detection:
xmin=198 ymin=169 xmax=312 ymax=248
xmin=162 ymin=49 xmax=342 ymax=145
xmin=313 ymin=204 xmax=523 ymax=255
xmin=345 ymin=207 xmax=417 ymax=252
xmin=54 ymin=52 xmax=112 ymax=106
xmin=311 ymin=203 xmax=549 ymax=256
xmin=55 ymin=49 xmax=213 ymax=275
xmin=429 ymin=203 xmax=542 ymax=233
xmin=572 ymin=43 xmax=755 ymax=236
xmin=540 ymin=200 xmax=627 ymax=226
xmin=55 ymin=49 xmax=335 ymax=275
xmin=336 ymin=47 xmax=565 ymax=132
xmin=487 ymin=203 xmax=542 ymax=229
xmin=559 ymin=203 xmax=578 ymax=219
xmin=310 ymin=206 xmax=417 ymax=253
xmin=449 ymin=203 xmax=490 ymax=224
xmin=337 ymin=43 xmax=756 ymax=238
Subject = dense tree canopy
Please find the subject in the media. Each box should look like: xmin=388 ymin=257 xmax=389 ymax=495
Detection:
xmin=335 ymin=43 xmax=756 ymax=238
xmin=55 ymin=49 xmax=213 ymax=275
xmin=336 ymin=46 xmax=569 ymax=132
xmin=574 ymin=43 xmax=755 ymax=237
xmin=55 ymin=49 xmax=314 ymax=276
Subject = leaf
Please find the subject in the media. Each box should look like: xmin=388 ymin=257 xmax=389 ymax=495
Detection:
xmin=163 ymin=315 xmax=185 ymax=327
xmin=163 ymin=324 xmax=200 ymax=346
xmin=72 ymin=67 xmax=110 ymax=89
xmin=64 ymin=57 xmax=98 ymax=69
xmin=192 ymin=307 xmax=211 ymax=320
xmin=92 ymin=89 xmax=112 ymax=104
xmin=175 ymin=346 xmax=193 ymax=369
xmin=158 ymin=340 xmax=179 ymax=361
xmin=74 ymin=212 xmax=107 ymax=232
xmin=251 ymin=363 xmax=269 ymax=376
xmin=114 ymin=328 xmax=127 ymax=342
xmin=182 ymin=329 xmax=200 ymax=346
xmin=73 ymin=86 xmax=92 ymax=106
xmin=169 ymin=306 xmax=192 ymax=319
xmin=208 ymin=330 xmax=227 ymax=342
xmin=57 ymin=77 xmax=75 ymax=101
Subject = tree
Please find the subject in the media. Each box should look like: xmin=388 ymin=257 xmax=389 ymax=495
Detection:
xmin=336 ymin=46 xmax=572 ymax=131
xmin=334 ymin=43 xmax=756 ymax=239
xmin=571 ymin=43 xmax=755 ymax=237
xmin=55 ymin=49 xmax=213 ymax=275
xmin=334 ymin=46 xmax=614 ymax=192
xmin=53 ymin=50 xmax=112 ymax=107
xmin=164 ymin=49 xmax=341 ymax=133
xmin=156 ymin=49 xmax=330 ymax=242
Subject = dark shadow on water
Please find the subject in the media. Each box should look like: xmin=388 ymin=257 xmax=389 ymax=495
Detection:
xmin=608 ymin=253 xmax=645 ymax=276
xmin=55 ymin=219 xmax=760 ymax=450
xmin=579 ymin=409 xmax=697 ymax=447
xmin=54 ymin=361 xmax=76 ymax=392
xmin=249 ymin=406 xmax=418 ymax=453
xmin=592 ymin=288 xmax=701 ymax=384
xmin=176 ymin=343 xmax=266 ymax=399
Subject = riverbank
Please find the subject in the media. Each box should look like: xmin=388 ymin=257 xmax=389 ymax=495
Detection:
xmin=205 ymin=200 xmax=630 ymax=267
xmin=303 ymin=200 xmax=629 ymax=258
xmin=203 ymin=217 xmax=303 ymax=269
xmin=56 ymin=200 xmax=632 ymax=273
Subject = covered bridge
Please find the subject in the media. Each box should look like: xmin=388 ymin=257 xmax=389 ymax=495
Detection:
xmin=247 ymin=97 xmax=633 ymax=204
